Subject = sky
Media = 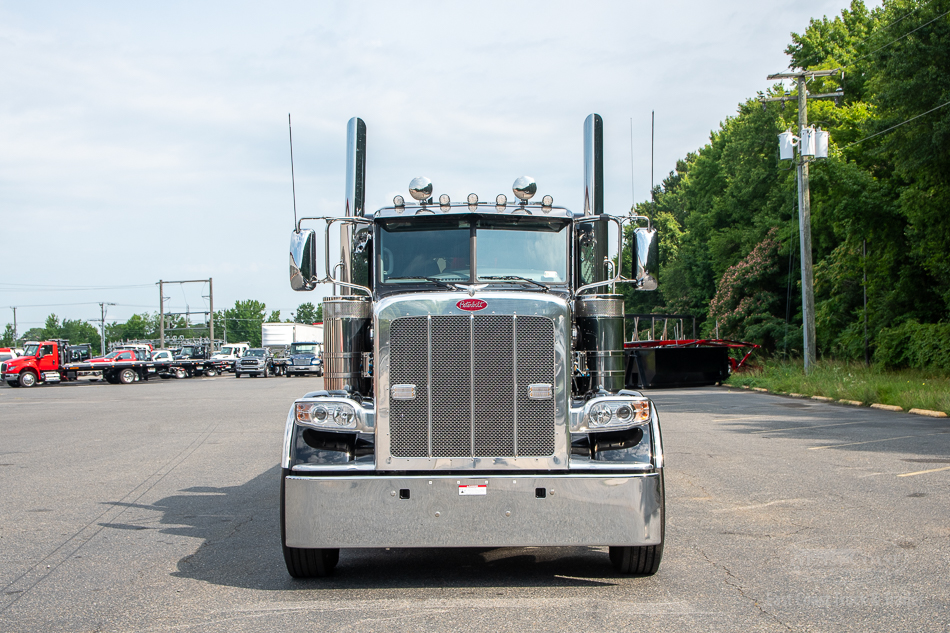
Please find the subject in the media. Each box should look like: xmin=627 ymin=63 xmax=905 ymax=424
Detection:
xmin=0 ymin=0 xmax=875 ymax=336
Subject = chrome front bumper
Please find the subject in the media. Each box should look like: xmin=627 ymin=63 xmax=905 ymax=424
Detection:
xmin=287 ymin=366 xmax=321 ymax=374
xmin=283 ymin=472 xmax=663 ymax=549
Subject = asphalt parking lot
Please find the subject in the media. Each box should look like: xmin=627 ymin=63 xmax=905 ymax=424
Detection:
xmin=1 ymin=376 xmax=948 ymax=632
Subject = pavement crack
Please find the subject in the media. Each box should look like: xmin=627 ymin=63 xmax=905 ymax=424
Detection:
xmin=700 ymin=550 xmax=795 ymax=632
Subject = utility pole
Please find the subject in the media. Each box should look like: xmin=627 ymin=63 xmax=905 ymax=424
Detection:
xmin=763 ymin=68 xmax=841 ymax=374
xmin=159 ymin=280 xmax=164 ymax=349
xmin=11 ymin=307 xmax=17 ymax=345
xmin=98 ymin=302 xmax=115 ymax=356
xmin=208 ymin=277 xmax=214 ymax=352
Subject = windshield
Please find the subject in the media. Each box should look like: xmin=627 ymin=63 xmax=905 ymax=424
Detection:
xmin=246 ymin=349 xmax=266 ymax=357
xmin=181 ymin=346 xmax=195 ymax=355
xmin=476 ymin=224 xmax=568 ymax=283
xmin=379 ymin=220 xmax=471 ymax=283
xmin=219 ymin=346 xmax=234 ymax=355
xmin=104 ymin=351 xmax=121 ymax=359
xmin=291 ymin=343 xmax=319 ymax=355
xmin=22 ymin=344 xmax=39 ymax=357
xmin=378 ymin=217 xmax=568 ymax=286
xmin=0 ymin=353 xmax=12 ymax=362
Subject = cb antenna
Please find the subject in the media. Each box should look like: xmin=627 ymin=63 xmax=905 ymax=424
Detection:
xmin=288 ymin=113 xmax=298 ymax=226
xmin=629 ymin=117 xmax=635 ymax=210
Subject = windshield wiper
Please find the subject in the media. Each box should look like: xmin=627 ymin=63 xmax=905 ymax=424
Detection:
xmin=480 ymin=275 xmax=550 ymax=292
xmin=386 ymin=276 xmax=463 ymax=291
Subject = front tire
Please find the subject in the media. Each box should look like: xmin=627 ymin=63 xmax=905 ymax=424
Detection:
xmin=609 ymin=544 xmax=663 ymax=575
xmin=280 ymin=471 xmax=339 ymax=578
xmin=235 ymin=371 xmax=241 ymax=378
xmin=18 ymin=371 xmax=37 ymax=388
xmin=609 ymin=473 xmax=664 ymax=575
xmin=7 ymin=380 xmax=20 ymax=388
xmin=205 ymin=367 xmax=218 ymax=377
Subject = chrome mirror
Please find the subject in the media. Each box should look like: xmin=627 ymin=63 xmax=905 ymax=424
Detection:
xmin=632 ymin=227 xmax=658 ymax=290
xmin=290 ymin=229 xmax=317 ymax=291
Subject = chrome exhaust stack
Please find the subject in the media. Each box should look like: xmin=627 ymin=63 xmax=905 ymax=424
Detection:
xmin=340 ymin=117 xmax=367 ymax=289
xmin=579 ymin=114 xmax=609 ymax=290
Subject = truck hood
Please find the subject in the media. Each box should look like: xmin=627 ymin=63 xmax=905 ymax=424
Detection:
xmin=3 ymin=357 xmax=32 ymax=369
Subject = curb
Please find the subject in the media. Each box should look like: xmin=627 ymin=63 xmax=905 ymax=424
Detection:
xmin=909 ymin=408 xmax=948 ymax=418
xmin=839 ymin=399 xmax=862 ymax=406
xmin=870 ymin=403 xmax=903 ymax=412
xmin=811 ymin=395 xmax=833 ymax=402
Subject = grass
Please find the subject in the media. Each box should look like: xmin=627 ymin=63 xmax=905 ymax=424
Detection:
xmin=725 ymin=360 xmax=950 ymax=415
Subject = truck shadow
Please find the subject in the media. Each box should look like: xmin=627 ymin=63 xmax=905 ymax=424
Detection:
xmin=129 ymin=465 xmax=627 ymax=590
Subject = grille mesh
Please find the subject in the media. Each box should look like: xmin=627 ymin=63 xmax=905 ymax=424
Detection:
xmin=388 ymin=314 xmax=556 ymax=459
xmin=390 ymin=318 xmax=429 ymax=457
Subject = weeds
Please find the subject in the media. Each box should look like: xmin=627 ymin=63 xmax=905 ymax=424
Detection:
xmin=725 ymin=360 xmax=950 ymax=414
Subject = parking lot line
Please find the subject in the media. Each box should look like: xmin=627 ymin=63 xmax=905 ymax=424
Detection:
xmin=897 ymin=465 xmax=950 ymax=478
xmin=808 ymin=431 xmax=950 ymax=451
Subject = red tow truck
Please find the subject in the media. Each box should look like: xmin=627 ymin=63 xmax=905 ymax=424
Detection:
xmin=2 ymin=340 xmax=234 ymax=388
xmin=2 ymin=340 xmax=74 ymax=387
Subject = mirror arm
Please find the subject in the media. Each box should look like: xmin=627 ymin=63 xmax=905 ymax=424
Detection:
xmin=295 ymin=216 xmax=373 ymax=295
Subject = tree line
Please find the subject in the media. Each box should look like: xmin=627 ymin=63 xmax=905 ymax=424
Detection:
xmin=622 ymin=0 xmax=949 ymax=371
xmin=0 ymin=301 xmax=323 ymax=350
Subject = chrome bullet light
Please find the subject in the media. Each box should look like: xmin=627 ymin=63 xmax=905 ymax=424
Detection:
xmin=512 ymin=176 xmax=537 ymax=202
xmin=439 ymin=193 xmax=451 ymax=211
xmin=541 ymin=194 xmax=553 ymax=208
xmin=495 ymin=193 xmax=507 ymax=211
xmin=409 ymin=177 xmax=433 ymax=201
xmin=393 ymin=195 xmax=405 ymax=207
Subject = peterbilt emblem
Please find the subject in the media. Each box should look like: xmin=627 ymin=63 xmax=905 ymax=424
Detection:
xmin=456 ymin=299 xmax=487 ymax=311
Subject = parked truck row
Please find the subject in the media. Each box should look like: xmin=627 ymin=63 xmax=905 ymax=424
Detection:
xmin=2 ymin=323 xmax=325 ymax=388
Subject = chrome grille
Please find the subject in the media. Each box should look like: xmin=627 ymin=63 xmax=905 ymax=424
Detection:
xmin=293 ymin=358 xmax=311 ymax=366
xmin=388 ymin=314 xmax=556 ymax=458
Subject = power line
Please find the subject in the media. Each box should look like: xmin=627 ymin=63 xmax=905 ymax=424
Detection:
xmin=842 ymin=98 xmax=950 ymax=149
xmin=846 ymin=7 xmax=950 ymax=68
xmin=0 ymin=282 xmax=154 ymax=291
xmin=854 ymin=0 xmax=937 ymax=47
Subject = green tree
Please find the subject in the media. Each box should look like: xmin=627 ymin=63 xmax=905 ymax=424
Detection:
xmin=294 ymin=302 xmax=322 ymax=324
xmin=1 ymin=324 xmax=15 ymax=347
xmin=223 ymin=300 xmax=267 ymax=347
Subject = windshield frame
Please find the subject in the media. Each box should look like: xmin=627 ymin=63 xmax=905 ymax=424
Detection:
xmin=376 ymin=214 xmax=571 ymax=294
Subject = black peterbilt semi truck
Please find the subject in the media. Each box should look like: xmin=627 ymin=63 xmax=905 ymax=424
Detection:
xmin=281 ymin=114 xmax=664 ymax=578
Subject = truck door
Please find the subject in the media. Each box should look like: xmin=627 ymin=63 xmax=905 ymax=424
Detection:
xmin=38 ymin=344 xmax=58 ymax=372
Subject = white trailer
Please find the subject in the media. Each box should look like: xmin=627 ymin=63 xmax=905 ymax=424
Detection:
xmin=261 ymin=323 xmax=323 ymax=347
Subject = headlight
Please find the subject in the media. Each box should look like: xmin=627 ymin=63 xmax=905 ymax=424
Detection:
xmin=311 ymin=357 xmax=319 ymax=365
xmin=589 ymin=403 xmax=613 ymax=427
xmin=295 ymin=401 xmax=358 ymax=429
xmin=575 ymin=397 xmax=651 ymax=432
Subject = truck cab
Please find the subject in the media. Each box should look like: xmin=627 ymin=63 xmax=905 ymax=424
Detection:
xmin=280 ymin=115 xmax=662 ymax=578
xmin=235 ymin=348 xmax=274 ymax=378
xmin=175 ymin=344 xmax=209 ymax=361
xmin=212 ymin=343 xmax=249 ymax=363
xmin=2 ymin=340 xmax=69 ymax=387
xmin=284 ymin=341 xmax=323 ymax=377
